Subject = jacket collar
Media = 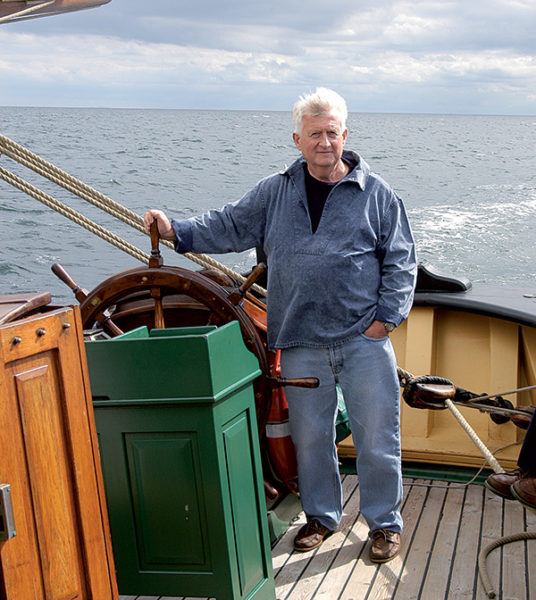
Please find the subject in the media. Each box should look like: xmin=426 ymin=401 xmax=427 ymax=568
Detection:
xmin=282 ymin=150 xmax=368 ymax=191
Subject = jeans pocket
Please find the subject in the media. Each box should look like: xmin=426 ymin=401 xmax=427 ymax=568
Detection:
xmin=359 ymin=332 xmax=388 ymax=342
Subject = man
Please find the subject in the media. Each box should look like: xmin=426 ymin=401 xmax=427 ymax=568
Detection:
xmin=486 ymin=407 xmax=536 ymax=509
xmin=144 ymin=88 xmax=417 ymax=563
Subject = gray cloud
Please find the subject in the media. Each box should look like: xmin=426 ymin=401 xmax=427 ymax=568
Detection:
xmin=1 ymin=0 xmax=535 ymax=114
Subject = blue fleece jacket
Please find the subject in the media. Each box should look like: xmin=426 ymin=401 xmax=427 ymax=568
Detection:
xmin=172 ymin=150 xmax=417 ymax=350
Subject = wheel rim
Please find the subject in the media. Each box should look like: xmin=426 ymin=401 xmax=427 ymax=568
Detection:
xmin=80 ymin=264 xmax=270 ymax=430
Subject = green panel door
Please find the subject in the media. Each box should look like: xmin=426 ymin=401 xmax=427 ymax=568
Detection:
xmin=125 ymin=432 xmax=208 ymax=569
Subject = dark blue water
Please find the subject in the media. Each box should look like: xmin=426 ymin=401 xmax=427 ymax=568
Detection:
xmin=1 ymin=107 xmax=535 ymax=303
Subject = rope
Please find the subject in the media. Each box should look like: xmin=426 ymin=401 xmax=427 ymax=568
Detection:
xmin=397 ymin=366 xmax=511 ymax=473
xmin=397 ymin=366 xmax=413 ymax=387
xmin=478 ymin=532 xmax=536 ymax=598
xmin=446 ymin=399 xmax=505 ymax=473
xmin=462 ymin=384 xmax=536 ymax=405
xmin=0 ymin=133 xmax=267 ymax=296
xmin=399 ymin=363 xmax=534 ymax=598
xmin=0 ymin=165 xmax=150 ymax=264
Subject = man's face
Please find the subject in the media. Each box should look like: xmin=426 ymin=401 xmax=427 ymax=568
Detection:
xmin=293 ymin=112 xmax=347 ymax=172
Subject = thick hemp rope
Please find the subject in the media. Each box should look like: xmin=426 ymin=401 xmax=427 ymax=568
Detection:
xmin=398 ymin=366 xmax=504 ymax=471
xmin=0 ymin=133 xmax=267 ymax=296
xmin=479 ymin=532 xmax=536 ymax=598
xmin=444 ymin=398 xmax=505 ymax=474
xmin=0 ymin=165 xmax=150 ymax=264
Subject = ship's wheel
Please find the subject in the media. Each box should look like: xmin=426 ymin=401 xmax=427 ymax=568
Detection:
xmin=79 ymin=264 xmax=270 ymax=428
xmin=76 ymin=224 xmax=271 ymax=430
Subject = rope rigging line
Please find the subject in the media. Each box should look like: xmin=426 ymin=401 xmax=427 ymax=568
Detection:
xmin=0 ymin=133 xmax=267 ymax=296
xmin=444 ymin=398 xmax=505 ymax=474
xmin=396 ymin=366 xmax=523 ymax=474
xmin=460 ymin=384 xmax=536 ymax=405
xmin=0 ymin=165 xmax=150 ymax=265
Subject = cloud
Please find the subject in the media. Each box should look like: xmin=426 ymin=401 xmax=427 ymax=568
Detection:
xmin=0 ymin=0 xmax=535 ymax=113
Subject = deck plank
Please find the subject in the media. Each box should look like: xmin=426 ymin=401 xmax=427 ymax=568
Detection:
xmin=419 ymin=484 xmax=465 ymax=599
xmin=272 ymin=475 xmax=348 ymax=582
xmin=118 ymin=475 xmax=536 ymax=600
xmin=332 ymin=478 xmax=426 ymax=599
xmin=502 ymin=496 xmax=529 ymax=600
xmin=445 ymin=484 xmax=484 ymax=599
xmin=274 ymin=475 xmax=357 ymax=599
xmin=392 ymin=482 xmax=448 ymax=599
xmin=271 ymin=511 xmax=306 ymax=578
xmin=279 ymin=476 xmax=361 ymax=599
xmin=312 ymin=506 xmax=370 ymax=599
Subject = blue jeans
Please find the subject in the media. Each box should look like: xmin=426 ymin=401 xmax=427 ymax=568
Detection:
xmin=280 ymin=334 xmax=403 ymax=534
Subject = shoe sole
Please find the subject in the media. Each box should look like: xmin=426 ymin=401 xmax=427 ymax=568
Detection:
xmin=370 ymin=549 xmax=400 ymax=564
xmin=294 ymin=540 xmax=324 ymax=552
xmin=511 ymin=486 xmax=536 ymax=511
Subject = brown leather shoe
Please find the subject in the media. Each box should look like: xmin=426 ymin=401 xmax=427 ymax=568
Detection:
xmin=293 ymin=519 xmax=333 ymax=552
xmin=511 ymin=474 xmax=536 ymax=509
xmin=485 ymin=469 xmax=523 ymax=500
xmin=369 ymin=529 xmax=401 ymax=563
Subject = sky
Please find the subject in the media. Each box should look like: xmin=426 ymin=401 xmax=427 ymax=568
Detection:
xmin=0 ymin=0 xmax=535 ymax=114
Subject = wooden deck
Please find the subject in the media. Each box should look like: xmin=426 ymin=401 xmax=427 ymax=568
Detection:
xmin=119 ymin=474 xmax=536 ymax=600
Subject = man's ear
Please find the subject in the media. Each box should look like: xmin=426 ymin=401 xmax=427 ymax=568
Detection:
xmin=293 ymin=132 xmax=301 ymax=150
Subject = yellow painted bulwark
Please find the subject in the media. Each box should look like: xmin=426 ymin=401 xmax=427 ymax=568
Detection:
xmin=338 ymin=306 xmax=535 ymax=470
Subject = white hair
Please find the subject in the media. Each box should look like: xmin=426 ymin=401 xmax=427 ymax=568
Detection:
xmin=292 ymin=87 xmax=348 ymax=135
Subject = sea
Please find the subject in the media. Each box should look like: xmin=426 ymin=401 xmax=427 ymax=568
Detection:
xmin=1 ymin=107 xmax=535 ymax=305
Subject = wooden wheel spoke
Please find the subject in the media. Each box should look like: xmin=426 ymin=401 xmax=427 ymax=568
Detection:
xmin=207 ymin=312 xmax=224 ymax=326
xmin=150 ymin=286 xmax=165 ymax=329
xmin=93 ymin=308 xmax=124 ymax=336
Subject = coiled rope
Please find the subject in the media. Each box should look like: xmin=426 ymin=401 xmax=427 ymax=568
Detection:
xmin=479 ymin=532 xmax=536 ymax=598
xmin=0 ymin=133 xmax=267 ymax=295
